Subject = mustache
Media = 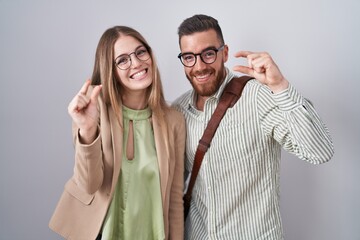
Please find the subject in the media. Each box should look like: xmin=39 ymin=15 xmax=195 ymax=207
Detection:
xmin=191 ymin=69 xmax=213 ymax=77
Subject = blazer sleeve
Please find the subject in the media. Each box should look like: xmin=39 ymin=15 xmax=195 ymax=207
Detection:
xmin=71 ymin=91 xmax=104 ymax=195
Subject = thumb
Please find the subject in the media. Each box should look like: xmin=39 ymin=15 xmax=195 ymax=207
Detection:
xmin=233 ymin=65 xmax=254 ymax=76
xmin=90 ymin=85 xmax=102 ymax=104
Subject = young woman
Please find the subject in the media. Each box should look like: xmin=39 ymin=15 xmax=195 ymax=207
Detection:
xmin=49 ymin=26 xmax=185 ymax=240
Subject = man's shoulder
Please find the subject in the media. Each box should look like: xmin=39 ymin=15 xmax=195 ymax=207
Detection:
xmin=171 ymin=89 xmax=192 ymax=110
xmin=241 ymin=78 xmax=272 ymax=96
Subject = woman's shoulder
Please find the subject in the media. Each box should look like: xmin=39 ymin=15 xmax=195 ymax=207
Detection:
xmin=164 ymin=106 xmax=185 ymax=130
xmin=166 ymin=106 xmax=185 ymax=120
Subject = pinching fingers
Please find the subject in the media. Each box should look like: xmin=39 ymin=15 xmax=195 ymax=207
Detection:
xmin=78 ymin=79 xmax=91 ymax=95
xmin=68 ymin=93 xmax=90 ymax=114
xmin=233 ymin=65 xmax=254 ymax=76
xmin=90 ymin=85 xmax=102 ymax=103
xmin=233 ymin=50 xmax=253 ymax=58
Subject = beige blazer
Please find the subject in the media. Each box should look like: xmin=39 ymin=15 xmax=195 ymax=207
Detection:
xmin=49 ymin=93 xmax=185 ymax=240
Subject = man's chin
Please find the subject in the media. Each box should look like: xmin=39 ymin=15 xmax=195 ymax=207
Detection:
xmin=188 ymin=74 xmax=220 ymax=96
xmin=193 ymin=84 xmax=217 ymax=97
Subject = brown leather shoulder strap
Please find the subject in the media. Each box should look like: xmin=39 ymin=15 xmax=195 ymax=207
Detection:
xmin=184 ymin=75 xmax=253 ymax=219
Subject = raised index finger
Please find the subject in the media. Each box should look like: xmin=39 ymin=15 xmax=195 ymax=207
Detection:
xmin=234 ymin=51 xmax=253 ymax=58
xmin=78 ymin=79 xmax=91 ymax=95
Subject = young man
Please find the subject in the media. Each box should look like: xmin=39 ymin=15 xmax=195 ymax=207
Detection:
xmin=172 ymin=14 xmax=334 ymax=240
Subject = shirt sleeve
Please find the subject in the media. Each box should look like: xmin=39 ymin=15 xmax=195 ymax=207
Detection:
xmin=257 ymin=83 xmax=334 ymax=164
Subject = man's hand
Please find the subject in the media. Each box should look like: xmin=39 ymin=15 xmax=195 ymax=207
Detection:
xmin=233 ymin=51 xmax=289 ymax=93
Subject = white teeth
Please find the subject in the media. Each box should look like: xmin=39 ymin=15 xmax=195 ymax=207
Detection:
xmin=132 ymin=70 xmax=146 ymax=79
xmin=196 ymin=73 xmax=210 ymax=79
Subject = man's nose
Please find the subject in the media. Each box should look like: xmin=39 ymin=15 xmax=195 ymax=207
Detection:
xmin=193 ymin=55 xmax=207 ymax=70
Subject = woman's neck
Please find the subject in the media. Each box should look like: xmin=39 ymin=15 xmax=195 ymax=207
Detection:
xmin=121 ymin=90 xmax=148 ymax=110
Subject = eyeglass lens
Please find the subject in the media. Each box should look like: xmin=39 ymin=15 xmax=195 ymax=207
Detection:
xmin=178 ymin=45 xmax=224 ymax=67
xmin=181 ymin=49 xmax=217 ymax=67
xmin=115 ymin=46 xmax=150 ymax=70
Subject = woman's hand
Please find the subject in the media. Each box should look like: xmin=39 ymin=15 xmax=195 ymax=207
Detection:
xmin=68 ymin=80 xmax=102 ymax=143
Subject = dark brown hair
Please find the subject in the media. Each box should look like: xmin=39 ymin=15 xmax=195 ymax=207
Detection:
xmin=177 ymin=14 xmax=224 ymax=45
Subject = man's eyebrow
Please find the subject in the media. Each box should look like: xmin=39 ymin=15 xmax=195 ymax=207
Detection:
xmin=181 ymin=46 xmax=218 ymax=55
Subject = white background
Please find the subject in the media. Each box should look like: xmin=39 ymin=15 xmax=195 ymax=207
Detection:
xmin=0 ymin=0 xmax=359 ymax=239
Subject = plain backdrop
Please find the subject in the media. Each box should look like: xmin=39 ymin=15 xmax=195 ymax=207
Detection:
xmin=1 ymin=0 xmax=359 ymax=239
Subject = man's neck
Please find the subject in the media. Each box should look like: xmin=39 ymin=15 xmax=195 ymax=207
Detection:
xmin=195 ymin=95 xmax=209 ymax=111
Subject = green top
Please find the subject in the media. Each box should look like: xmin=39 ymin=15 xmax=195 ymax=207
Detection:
xmin=101 ymin=106 xmax=165 ymax=240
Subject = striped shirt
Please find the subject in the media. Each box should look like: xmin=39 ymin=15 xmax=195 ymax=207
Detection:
xmin=172 ymin=68 xmax=334 ymax=240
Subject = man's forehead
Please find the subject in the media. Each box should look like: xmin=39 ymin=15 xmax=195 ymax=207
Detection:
xmin=180 ymin=30 xmax=219 ymax=52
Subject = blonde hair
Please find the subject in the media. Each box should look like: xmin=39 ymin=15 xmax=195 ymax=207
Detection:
xmin=91 ymin=26 xmax=169 ymax=131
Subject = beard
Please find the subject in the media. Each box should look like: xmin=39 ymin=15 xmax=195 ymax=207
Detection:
xmin=186 ymin=64 xmax=226 ymax=97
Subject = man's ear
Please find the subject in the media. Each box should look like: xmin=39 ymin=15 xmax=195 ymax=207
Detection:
xmin=223 ymin=44 xmax=229 ymax=63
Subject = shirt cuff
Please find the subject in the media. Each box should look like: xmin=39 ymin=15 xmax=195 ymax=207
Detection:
xmin=272 ymin=84 xmax=304 ymax=111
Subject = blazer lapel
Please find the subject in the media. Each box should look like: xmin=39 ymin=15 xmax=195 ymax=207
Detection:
xmin=152 ymin=114 xmax=169 ymax=201
xmin=108 ymin=106 xmax=123 ymax=195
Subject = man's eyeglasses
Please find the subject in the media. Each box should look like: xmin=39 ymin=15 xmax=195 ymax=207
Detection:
xmin=177 ymin=45 xmax=224 ymax=67
xmin=114 ymin=46 xmax=150 ymax=70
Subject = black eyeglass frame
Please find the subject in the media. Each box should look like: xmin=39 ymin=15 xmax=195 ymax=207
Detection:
xmin=114 ymin=46 xmax=151 ymax=70
xmin=177 ymin=45 xmax=225 ymax=67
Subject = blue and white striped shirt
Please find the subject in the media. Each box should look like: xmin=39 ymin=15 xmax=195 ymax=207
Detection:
xmin=172 ymin=68 xmax=334 ymax=240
